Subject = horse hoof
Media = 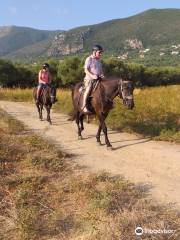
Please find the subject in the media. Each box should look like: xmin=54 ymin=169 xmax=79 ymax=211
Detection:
xmin=107 ymin=146 xmax=113 ymax=151
xmin=78 ymin=136 xmax=83 ymax=140
xmin=97 ymin=141 xmax=102 ymax=146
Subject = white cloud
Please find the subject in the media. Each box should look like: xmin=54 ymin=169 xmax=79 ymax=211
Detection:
xmin=8 ymin=6 xmax=18 ymax=15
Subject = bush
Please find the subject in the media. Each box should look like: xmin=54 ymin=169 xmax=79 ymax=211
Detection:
xmin=57 ymin=57 xmax=84 ymax=86
xmin=0 ymin=57 xmax=180 ymax=88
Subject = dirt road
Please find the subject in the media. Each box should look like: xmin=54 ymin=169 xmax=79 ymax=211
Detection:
xmin=0 ymin=101 xmax=180 ymax=209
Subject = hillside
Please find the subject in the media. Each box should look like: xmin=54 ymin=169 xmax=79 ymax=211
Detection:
xmin=2 ymin=9 xmax=180 ymax=63
xmin=47 ymin=9 xmax=180 ymax=56
xmin=0 ymin=26 xmax=62 ymax=59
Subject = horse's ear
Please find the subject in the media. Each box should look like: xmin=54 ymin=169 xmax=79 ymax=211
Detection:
xmin=54 ymin=83 xmax=58 ymax=88
xmin=51 ymin=82 xmax=58 ymax=88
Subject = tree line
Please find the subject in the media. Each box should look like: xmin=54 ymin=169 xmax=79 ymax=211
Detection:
xmin=0 ymin=57 xmax=180 ymax=88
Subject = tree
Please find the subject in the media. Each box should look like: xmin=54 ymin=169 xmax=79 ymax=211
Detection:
xmin=57 ymin=57 xmax=84 ymax=86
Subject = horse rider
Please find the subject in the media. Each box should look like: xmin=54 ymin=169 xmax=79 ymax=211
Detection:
xmin=82 ymin=44 xmax=104 ymax=113
xmin=36 ymin=63 xmax=52 ymax=103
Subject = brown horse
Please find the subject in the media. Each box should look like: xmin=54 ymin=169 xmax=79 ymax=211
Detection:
xmin=33 ymin=85 xmax=56 ymax=124
xmin=72 ymin=77 xmax=134 ymax=149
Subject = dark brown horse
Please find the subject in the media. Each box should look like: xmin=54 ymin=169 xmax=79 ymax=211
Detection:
xmin=72 ymin=77 xmax=134 ymax=149
xmin=33 ymin=85 xmax=56 ymax=124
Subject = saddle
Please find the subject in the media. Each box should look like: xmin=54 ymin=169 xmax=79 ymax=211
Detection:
xmin=40 ymin=85 xmax=51 ymax=95
xmin=78 ymin=78 xmax=113 ymax=112
xmin=78 ymin=79 xmax=100 ymax=95
xmin=36 ymin=85 xmax=51 ymax=103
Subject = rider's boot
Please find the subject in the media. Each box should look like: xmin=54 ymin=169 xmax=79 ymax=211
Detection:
xmin=83 ymin=106 xmax=91 ymax=113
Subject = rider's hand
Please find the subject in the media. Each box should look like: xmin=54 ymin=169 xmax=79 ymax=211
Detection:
xmin=93 ymin=75 xmax=98 ymax=80
xmin=100 ymin=74 xmax=105 ymax=78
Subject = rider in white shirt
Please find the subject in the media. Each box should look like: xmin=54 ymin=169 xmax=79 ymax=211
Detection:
xmin=82 ymin=45 xmax=104 ymax=113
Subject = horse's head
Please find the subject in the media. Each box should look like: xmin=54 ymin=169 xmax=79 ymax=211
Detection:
xmin=50 ymin=86 xmax=57 ymax=104
xmin=119 ymin=80 xmax=134 ymax=109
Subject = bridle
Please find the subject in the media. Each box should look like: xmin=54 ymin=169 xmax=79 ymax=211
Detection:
xmin=50 ymin=87 xmax=56 ymax=102
xmin=117 ymin=79 xmax=133 ymax=101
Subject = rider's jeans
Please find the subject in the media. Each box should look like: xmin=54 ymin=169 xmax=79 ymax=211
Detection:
xmin=82 ymin=79 xmax=94 ymax=108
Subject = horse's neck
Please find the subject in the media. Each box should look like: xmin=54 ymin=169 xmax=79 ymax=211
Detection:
xmin=44 ymin=87 xmax=51 ymax=97
xmin=102 ymin=79 xmax=119 ymax=100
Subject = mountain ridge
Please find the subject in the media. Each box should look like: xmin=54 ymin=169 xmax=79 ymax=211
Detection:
xmin=1 ymin=9 xmax=180 ymax=62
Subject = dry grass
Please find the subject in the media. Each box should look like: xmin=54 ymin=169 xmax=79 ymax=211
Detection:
xmin=106 ymin=85 xmax=180 ymax=142
xmin=54 ymin=88 xmax=73 ymax=115
xmin=0 ymin=109 xmax=180 ymax=240
xmin=0 ymin=88 xmax=33 ymax=102
xmin=0 ymin=85 xmax=179 ymax=142
xmin=55 ymin=85 xmax=180 ymax=143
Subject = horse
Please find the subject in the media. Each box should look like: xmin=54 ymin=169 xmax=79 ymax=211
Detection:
xmin=33 ymin=85 xmax=57 ymax=124
xmin=72 ymin=77 xmax=134 ymax=149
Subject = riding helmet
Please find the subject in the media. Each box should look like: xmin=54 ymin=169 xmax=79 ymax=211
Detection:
xmin=92 ymin=44 xmax=103 ymax=52
xmin=42 ymin=63 xmax=50 ymax=69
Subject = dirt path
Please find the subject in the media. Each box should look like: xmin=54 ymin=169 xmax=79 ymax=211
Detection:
xmin=0 ymin=101 xmax=180 ymax=209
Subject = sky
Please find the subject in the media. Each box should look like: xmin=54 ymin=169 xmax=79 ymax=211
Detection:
xmin=1 ymin=0 xmax=180 ymax=30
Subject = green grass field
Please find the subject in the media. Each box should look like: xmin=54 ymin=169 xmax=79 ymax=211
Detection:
xmin=0 ymin=85 xmax=179 ymax=143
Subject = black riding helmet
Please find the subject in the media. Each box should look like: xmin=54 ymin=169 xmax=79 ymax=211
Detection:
xmin=92 ymin=44 xmax=103 ymax=52
xmin=42 ymin=63 xmax=49 ymax=69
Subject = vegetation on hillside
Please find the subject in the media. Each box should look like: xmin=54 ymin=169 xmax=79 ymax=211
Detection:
xmin=2 ymin=9 xmax=180 ymax=63
xmin=0 ymin=26 xmax=61 ymax=58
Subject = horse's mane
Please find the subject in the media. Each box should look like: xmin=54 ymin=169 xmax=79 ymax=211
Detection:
xmin=102 ymin=76 xmax=120 ymax=81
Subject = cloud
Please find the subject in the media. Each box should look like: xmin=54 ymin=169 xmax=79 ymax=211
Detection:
xmin=8 ymin=6 xmax=18 ymax=15
xmin=56 ymin=7 xmax=69 ymax=16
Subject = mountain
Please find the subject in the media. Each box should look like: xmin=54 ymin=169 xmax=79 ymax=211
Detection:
xmin=1 ymin=9 xmax=180 ymax=62
xmin=0 ymin=26 xmax=63 ymax=61
xmin=48 ymin=8 xmax=180 ymax=55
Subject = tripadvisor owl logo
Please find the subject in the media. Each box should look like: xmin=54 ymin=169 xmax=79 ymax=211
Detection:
xmin=135 ymin=227 xmax=143 ymax=236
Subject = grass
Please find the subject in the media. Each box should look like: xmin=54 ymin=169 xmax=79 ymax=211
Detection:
xmin=0 ymin=88 xmax=33 ymax=102
xmin=54 ymin=88 xmax=74 ymax=115
xmin=106 ymin=85 xmax=180 ymax=142
xmin=0 ymin=85 xmax=179 ymax=142
xmin=0 ymin=108 xmax=180 ymax=239
xmin=54 ymin=85 xmax=180 ymax=143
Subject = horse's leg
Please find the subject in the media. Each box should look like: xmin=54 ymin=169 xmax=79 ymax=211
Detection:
xmin=98 ymin=113 xmax=112 ymax=148
xmin=48 ymin=105 xmax=52 ymax=124
xmin=80 ymin=114 xmax=84 ymax=132
xmin=45 ymin=105 xmax=52 ymax=124
xmin=86 ymin=115 xmax=90 ymax=123
xmin=40 ymin=104 xmax=43 ymax=120
xmin=76 ymin=111 xmax=82 ymax=140
xmin=36 ymin=103 xmax=40 ymax=119
xmin=36 ymin=103 xmax=42 ymax=120
xmin=96 ymin=123 xmax=102 ymax=145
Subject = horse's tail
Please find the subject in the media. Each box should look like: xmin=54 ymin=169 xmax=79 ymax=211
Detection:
xmin=68 ymin=83 xmax=82 ymax=121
